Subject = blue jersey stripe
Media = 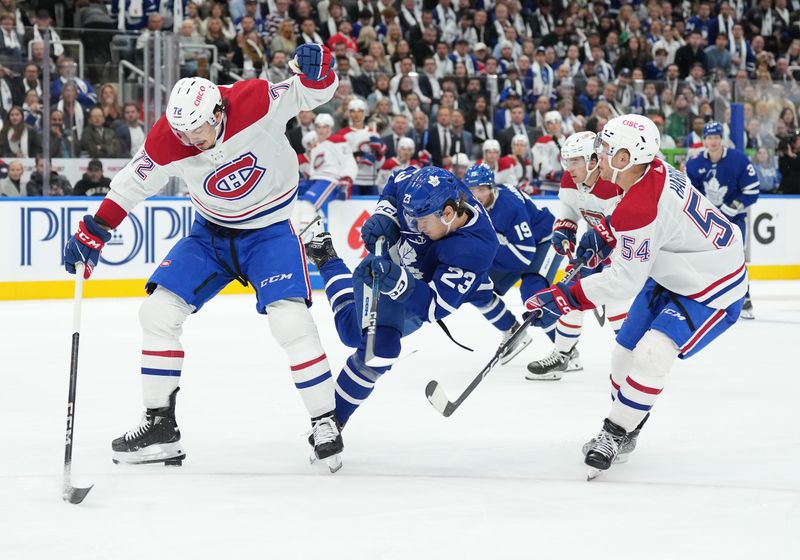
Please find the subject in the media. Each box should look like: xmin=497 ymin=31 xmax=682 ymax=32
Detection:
xmin=295 ymin=371 xmax=332 ymax=389
xmin=616 ymin=390 xmax=653 ymax=411
xmin=141 ymin=367 xmax=182 ymax=377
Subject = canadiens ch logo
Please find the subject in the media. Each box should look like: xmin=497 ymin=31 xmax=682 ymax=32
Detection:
xmin=203 ymin=152 xmax=266 ymax=200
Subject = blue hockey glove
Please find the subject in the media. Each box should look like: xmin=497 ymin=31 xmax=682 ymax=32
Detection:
xmin=551 ymin=218 xmax=577 ymax=258
xmin=291 ymin=44 xmax=335 ymax=81
xmin=361 ymin=198 xmax=400 ymax=253
xmin=575 ymin=216 xmax=616 ymax=269
xmin=64 ymin=215 xmax=112 ymax=279
xmin=720 ymin=199 xmax=744 ymax=219
xmin=370 ymin=256 xmax=415 ymax=301
xmin=524 ymin=283 xmax=582 ymax=329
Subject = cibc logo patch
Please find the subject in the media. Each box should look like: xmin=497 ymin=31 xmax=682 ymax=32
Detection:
xmin=203 ymin=152 xmax=266 ymax=200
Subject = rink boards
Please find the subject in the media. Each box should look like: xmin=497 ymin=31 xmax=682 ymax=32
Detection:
xmin=1 ymin=196 xmax=799 ymax=300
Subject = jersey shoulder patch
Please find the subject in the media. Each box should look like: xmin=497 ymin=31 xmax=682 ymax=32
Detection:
xmin=144 ymin=117 xmax=199 ymax=166
xmin=221 ymin=79 xmax=270 ymax=141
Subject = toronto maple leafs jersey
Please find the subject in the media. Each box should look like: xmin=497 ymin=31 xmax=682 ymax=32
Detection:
xmin=572 ymin=159 xmax=748 ymax=311
xmin=685 ymin=148 xmax=759 ymax=223
xmin=485 ymin=185 xmax=555 ymax=272
xmin=558 ymin=172 xmax=623 ymax=228
xmin=101 ymin=73 xmax=338 ymax=229
xmin=377 ymin=167 xmax=499 ymax=323
xmin=476 ymin=156 xmax=520 ymax=186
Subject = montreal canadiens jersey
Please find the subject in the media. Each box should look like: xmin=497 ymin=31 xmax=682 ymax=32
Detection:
xmin=308 ymin=134 xmax=358 ymax=182
xmin=477 ymin=156 xmax=520 ymax=186
xmin=531 ymin=134 xmax=565 ymax=180
xmin=558 ymin=172 xmax=623 ymax=228
xmin=576 ymin=159 xmax=748 ymax=311
xmin=105 ymin=73 xmax=338 ymax=229
xmin=377 ymin=157 xmax=420 ymax=191
xmin=685 ymin=148 xmax=759 ymax=221
xmin=379 ymin=167 xmax=499 ymax=323
xmin=485 ymin=185 xmax=555 ymax=272
xmin=339 ymin=125 xmax=384 ymax=186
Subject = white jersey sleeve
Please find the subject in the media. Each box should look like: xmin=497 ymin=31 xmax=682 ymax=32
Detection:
xmin=308 ymin=135 xmax=358 ymax=181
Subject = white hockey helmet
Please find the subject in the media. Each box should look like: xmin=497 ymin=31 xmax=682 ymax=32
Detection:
xmin=482 ymin=139 xmax=501 ymax=154
xmin=511 ymin=133 xmax=529 ymax=148
xmin=397 ymin=137 xmax=415 ymax=151
xmin=348 ymin=97 xmax=368 ymax=113
xmin=451 ymin=152 xmax=471 ymax=168
xmin=595 ymin=114 xmax=660 ymax=181
xmin=314 ymin=113 xmax=335 ymax=128
xmin=302 ymin=130 xmax=318 ymax=151
xmin=561 ymin=131 xmax=599 ymax=173
xmin=166 ymin=77 xmax=222 ymax=144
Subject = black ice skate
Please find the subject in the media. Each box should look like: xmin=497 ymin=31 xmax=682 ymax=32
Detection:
xmin=584 ymin=418 xmax=628 ymax=480
xmin=499 ymin=321 xmax=532 ymax=365
xmin=525 ymin=346 xmax=581 ymax=380
xmin=112 ymin=388 xmax=185 ymax=466
xmin=740 ymin=297 xmax=754 ymax=320
xmin=582 ymin=413 xmax=649 ymax=464
xmin=308 ymin=412 xmax=344 ymax=473
xmin=304 ymin=232 xmax=338 ymax=269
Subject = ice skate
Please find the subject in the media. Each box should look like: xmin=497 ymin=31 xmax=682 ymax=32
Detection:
xmin=499 ymin=321 xmax=532 ymax=365
xmin=584 ymin=418 xmax=627 ymax=480
xmin=582 ymin=412 xmax=648 ymax=465
xmin=525 ymin=345 xmax=579 ymax=380
xmin=308 ymin=412 xmax=343 ymax=473
xmin=112 ymin=388 xmax=185 ymax=466
xmin=740 ymin=297 xmax=754 ymax=320
xmin=304 ymin=232 xmax=338 ymax=269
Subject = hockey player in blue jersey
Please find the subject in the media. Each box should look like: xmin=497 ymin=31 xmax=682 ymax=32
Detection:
xmin=303 ymin=166 xmax=499 ymax=427
xmin=463 ymin=163 xmax=562 ymax=365
xmin=685 ymin=121 xmax=759 ymax=319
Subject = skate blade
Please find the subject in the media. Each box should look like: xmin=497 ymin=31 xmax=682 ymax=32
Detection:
xmin=565 ymin=360 xmax=583 ymax=372
xmin=586 ymin=467 xmax=604 ymax=481
xmin=500 ymin=336 xmax=533 ymax=365
xmin=524 ymin=371 xmax=564 ymax=381
xmin=309 ymin=453 xmax=343 ymax=473
xmin=112 ymin=442 xmax=185 ymax=466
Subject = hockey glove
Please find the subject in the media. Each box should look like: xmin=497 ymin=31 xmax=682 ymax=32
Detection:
xmin=290 ymin=44 xmax=335 ymax=81
xmin=416 ymin=150 xmax=431 ymax=167
xmin=64 ymin=215 xmax=112 ymax=279
xmin=337 ymin=176 xmax=353 ymax=200
xmin=524 ymin=283 xmax=582 ymax=329
xmin=552 ymin=218 xmax=577 ymax=258
xmin=361 ymin=198 xmax=400 ymax=253
xmin=368 ymin=136 xmax=387 ymax=158
xmin=720 ymin=199 xmax=744 ymax=219
xmin=575 ymin=216 xmax=616 ymax=269
xmin=368 ymin=255 xmax=415 ymax=302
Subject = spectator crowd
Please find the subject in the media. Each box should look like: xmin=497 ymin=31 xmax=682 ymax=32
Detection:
xmin=0 ymin=0 xmax=799 ymax=195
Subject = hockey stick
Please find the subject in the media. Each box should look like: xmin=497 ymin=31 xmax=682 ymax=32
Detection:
xmin=593 ymin=305 xmax=606 ymax=326
xmin=297 ymin=215 xmax=323 ymax=240
xmin=63 ymin=263 xmax=93 ymax=504
xmin=425 ymin=261 xmax=585 ymax=417
xmin=364 ymin=236 xmax=386 ymax=366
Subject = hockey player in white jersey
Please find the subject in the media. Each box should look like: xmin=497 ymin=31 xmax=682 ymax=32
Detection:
xmin=293 ymin=112 xmax=358 ymax=231
xmin=525 ymin=114 xmax=747 ymax=476
xmin=478 ymin=139 xmax=519 ymax=186
xmin=377 ymin=136 xmax=419 ymax=191
xmin=531 ymin=111 xmax=566 ymax=185
xmin=338 ymin=97 xmax=386 ymax=195
xmin=63 ymin=44 xmax=345 ymax=471
xmin=526 ymin=131 xmax=629 ymax=380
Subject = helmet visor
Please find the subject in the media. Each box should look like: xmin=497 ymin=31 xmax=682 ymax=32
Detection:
xmin=170 ymin=121 xmax=216 ymax=148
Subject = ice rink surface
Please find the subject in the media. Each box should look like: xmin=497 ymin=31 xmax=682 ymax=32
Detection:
xmin=2 ymin=280 xmax=799 ymax=559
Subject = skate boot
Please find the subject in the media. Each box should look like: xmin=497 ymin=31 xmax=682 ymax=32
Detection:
xmin=112 ymin=388 xmax=185 ymax=466
xmin=499 ymin=321 xmax=532 ymax=365
xmin=304 ymin=232 xmax=338 ymax=269
xmin=740 ymin=297 xmax=754 ymax=320
xmin=308 ymin=412 xmax=344 ymax=473
xmin=584 ymin=418 xmax=627 ymax=479
xmin=565 ymin=346 xmax=583 ymax=372
xmin=525 ymin=345 xmax=579 ymax=380
xmin=582 ymin=412 xmax=649 ymax=463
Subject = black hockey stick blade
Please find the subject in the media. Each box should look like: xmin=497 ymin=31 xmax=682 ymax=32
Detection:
xmin=424 ymin=260 xmax=587 ymax=417
xmin=298 ymin=215 xmax=323 ymax=239
xmin=63 ymin=482 xmax=93 ymax=504
xmin=593 ymin=305 xmax=606 ymax=326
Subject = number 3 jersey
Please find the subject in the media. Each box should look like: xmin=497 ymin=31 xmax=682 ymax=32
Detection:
xmin=99 ymin=74 xmax=338 ymax=229
xmin=379 ymin=168 xmax=499 ymax=323
xmin=573 ymin=158 xmax=748 ymax=311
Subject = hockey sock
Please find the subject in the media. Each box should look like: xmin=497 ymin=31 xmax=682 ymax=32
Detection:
xmin=609 ymin=343 xmax=634 ymax=402
xmin=334 ymin=338 xmax=395 ymax=425
xmin=607 ymin=301 xmax=629 ymax=333
xmin=609 ymin=331 xmax=677 ymax=432
xmin=554 ymin=310 xmax=584 ymax=353
xmin=476 ymin=293 xmax=516 ymax=332
xmin=268 ymin=299 xmax=335 ymax=418
xmin=319 ymin=258 xmax=363 ymax=348
xmin=139 ymin=287 xmax=192 ymax=408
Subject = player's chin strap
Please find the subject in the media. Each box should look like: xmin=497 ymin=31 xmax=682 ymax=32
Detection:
xmin=439 ymin=212 xmax=458 ymax=235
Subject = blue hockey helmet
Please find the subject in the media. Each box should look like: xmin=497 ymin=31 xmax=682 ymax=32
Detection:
xmin=401 ymin=167 xmax=462 ymax=229
xmin=702 ymin=121 xmax=723 ymax=138
xmin=463 ymin=163 xmax=495 ymax=189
